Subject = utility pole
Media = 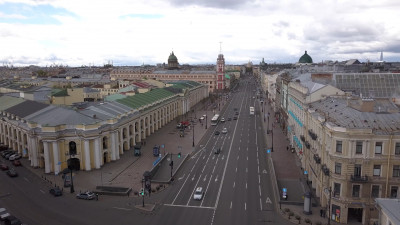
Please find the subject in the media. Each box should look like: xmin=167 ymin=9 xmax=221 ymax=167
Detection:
xmin=192 ymin=124 xmax=195 ymax=147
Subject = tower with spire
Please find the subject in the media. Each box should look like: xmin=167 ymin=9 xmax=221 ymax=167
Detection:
xmin=216 ymin=42 xmax=225 ymax=90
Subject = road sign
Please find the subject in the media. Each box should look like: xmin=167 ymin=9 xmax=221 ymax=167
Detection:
xmin=267 ymin=149 xmax=271 ymax=153
xmin=283 ymin=188 xmax=287 ymax=192
xmin=304 ymin=170 xmax=308 ymax=175
xmin=161 ymin=144 xmax=164 ymax=148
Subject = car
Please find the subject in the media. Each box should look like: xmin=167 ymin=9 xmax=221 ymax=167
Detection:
xmin=9 ymin=154 xmax=21 ymax=161
xmin=235 ymin=111 xmax=239 ymax=115
xmin=5 ymin=152 xmax=16 ymax=159
xmin=1 ymin=150 xmax=14 ymax=158
xmin=220 ymin=118 xmax=225 ymax=122
xmin=76 ymin=191 xmax=95 ymax=200
xmin=199 ymin=116 xmax=204 ymax=120
xmin=214 ymin=131 xmax=220 ymax=135
xmin=0 ymin=213 xmax=11 ymax=221
xmin=49 ymin=187 xmax=63 ymax=197
xmin=227 ymin=117 xmax=232 ymax=121
xmin=12 ymin=160 xmax=21 ymax=167
xmin=233 ymin=116 xmax=238 ymax=120
xmin=214 ymin=147 xmax=221 ymax=154
xmin=222 ymin=128 xmax=228 ymax=134
xmin=4 ymin=215 xmax=22 ymax=225
xmin=193 ymin=187 xmax=204 ymax=200
xmin=0 ymin=163 xmax=9 ymax=171
xmin=6 ymin=169 xmax=18 ymax=177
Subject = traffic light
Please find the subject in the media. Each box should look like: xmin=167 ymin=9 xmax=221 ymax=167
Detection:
xmin=139 ymin=188 xmax=144 ymax=196
xmin=178 ymin=152 xmax=181 ymax=158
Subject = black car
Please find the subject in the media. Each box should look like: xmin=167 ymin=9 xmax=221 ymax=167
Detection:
xmin=214 ymin=131 xmax=220 ymax=135
xmin=50 ymin=187 xmax=63 ymax=197
xmin=6 ymin=169 xmax=18 ymax=177
xmin=214 ymin=147 xmax=221 ymax=154
xmin=233 ymin=116 xmax=238 ymax=120
xmin=227 ymin=118 xmax=232 ymax=121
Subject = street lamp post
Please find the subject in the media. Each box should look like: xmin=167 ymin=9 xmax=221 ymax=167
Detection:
xmin=69 ymin=154 xmax=75 ymax=193
xmin=271 ymin=124 xmax=274 ymax=152
xmin=205 ymin=114 xmax=208 ymax=129
xmin=267 ymin=115 xmax=270 ymax=134
xmin=192 ymin=124 xmax=195 ymax=147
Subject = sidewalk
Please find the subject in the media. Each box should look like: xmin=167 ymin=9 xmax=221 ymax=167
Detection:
xmin=259 ymin=95 xmax=341 ymax=225
xmin=23 ymin=96 xmax=228 ymax=196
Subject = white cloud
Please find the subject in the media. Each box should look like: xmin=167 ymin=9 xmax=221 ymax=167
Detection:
xmin=0 ymin=0 xmax=399 ymax=66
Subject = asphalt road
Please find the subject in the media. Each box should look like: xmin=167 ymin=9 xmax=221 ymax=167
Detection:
xmin=0 ymin=74 xmax=290 ymax=225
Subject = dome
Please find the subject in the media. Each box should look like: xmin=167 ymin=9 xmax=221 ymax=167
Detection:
xmin=299 ymin=51 xmax=313 ymax=64
xmin=168 ymin=51 xmax=178 ymax=62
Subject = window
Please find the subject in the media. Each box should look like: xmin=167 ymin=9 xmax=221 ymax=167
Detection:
xmin=390 ymin=186 xmax=398 ymax=198
xmin=352 ymin=185 xmax=361 ymax=197
xmin=333 ymin=183 xmax=341 ymax=197
xmin=354 ymin=164 xmax=362 ymax=176
xmin=395 ymin=142 xmax=400 ymax=155
xmin=373 ymin=165 xmax=381 ymax=176
xmin=335 ymin=163 xmax=342 ymax=175
xmin=356 ymin=141 xmax=363 ymax=154
xmin=336 ymin=141 xmax=343 ymax=153
xmin=375 ymin=142 xmax=382 ymax=154
xmin=371 ymin=185 xmax=380 ymax=198
xmin=393 ymin=165 xmax=400 ymax=177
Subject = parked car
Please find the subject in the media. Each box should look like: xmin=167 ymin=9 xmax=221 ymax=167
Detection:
xmin=0 ymin=163 xmax=9 ymax=171
xmin=193 ymin=187 xmax=204 ymax=200
xmin=76 ymin=191 xmax=95 ymax=200
xmin=0 ymin=213 xmax=11 ymax=221
xmin=9 ymin=154 xmax=21 ymax=161
xmin=214 ymin=131 xmax=220 ymax=135
xmin=5 ymin=152 xmax=16 ymax=159
xmin=222 ymin=128 xmax=228 ymax=134
xmin=4 ymin=215 xmax=22 ymax=225
xmin=1 ymin=150 xmax=14 ymax=158
xmin=6 ymin=169 xmax=18 ymax=177
xmin=12 ymin=160 xmax=22 ymax=167
xmin=49 ymin=187 xmax=63 ymax=197
xmin=220 ymin=118 xmax=225 ymax=122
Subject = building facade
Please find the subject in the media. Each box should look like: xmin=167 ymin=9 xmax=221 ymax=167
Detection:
xmin=0 ymin=81 xmax=208 ymax=174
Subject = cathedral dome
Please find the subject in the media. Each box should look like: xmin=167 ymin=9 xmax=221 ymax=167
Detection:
xmin=168 ymin=51 xmax=179 ymax=69
xmin=299 ymin=51 xmax=313 ymax=64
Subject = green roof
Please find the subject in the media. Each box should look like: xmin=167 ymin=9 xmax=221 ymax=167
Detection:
xmin=51 ymin=89 xmax=68 ymax=97
xmin=299 ymin=51 xmax=313 ymax=63
xmin=116 ymin=88 xmax=176 ymax=109
xmin=0 ymin=96 xmax=26 ymax=111
xmin=224 ymin=74 xmax=231 ymax=79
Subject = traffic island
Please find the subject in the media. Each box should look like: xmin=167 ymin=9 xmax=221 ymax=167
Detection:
xmin=134 ymin=203 xmax=156 ymax=212
xmin=95 ymin=186 xmax=132 ymax=196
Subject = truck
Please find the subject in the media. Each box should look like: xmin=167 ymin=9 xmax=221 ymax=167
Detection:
xmin=153 ymin=145 xmax=160 ymax=157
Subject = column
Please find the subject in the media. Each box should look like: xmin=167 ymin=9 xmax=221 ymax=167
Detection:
xmin=43 ymin=141 xmax=50 ymax=174
xmin=115 ymin=132 xmax=120 ymax=160
xmin=16 ymin=130 xmax=21 ymax=153
xmin=111 ymin=132 xmax=116 ymax=161
xmin=84 ymin=139 xmax=91 ymax=171
xmin=119 ymin=128 xmax=123 ymax=155
xmin=94 ymin=138 xmax=101 ymax=169
xmin=52 ymin=141 xmax=60 ymax=175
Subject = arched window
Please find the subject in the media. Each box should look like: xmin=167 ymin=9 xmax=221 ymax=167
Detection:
xmin=69 ymin=141 xmax=77 ymax=155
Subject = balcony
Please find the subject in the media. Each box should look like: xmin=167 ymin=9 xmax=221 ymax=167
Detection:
xmin=300 ymin=135 xmax=305 ymax=142
xmin=305 ymin=141 xmax=311 ymax=149
xmin=321 ymin=164 xmax=330 ymax=176
xmin=350 ymin=175 xmax=368 ymax=182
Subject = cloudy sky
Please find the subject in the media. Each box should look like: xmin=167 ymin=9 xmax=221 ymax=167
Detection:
xmin=0 ymin=0 xmax=399 ymax=66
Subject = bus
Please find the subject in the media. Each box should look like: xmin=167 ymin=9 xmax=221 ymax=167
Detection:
xmin=211 ymin=114 xmax=220 ymax=126
xmin=250 ymin=106 xmax=255 ymax=115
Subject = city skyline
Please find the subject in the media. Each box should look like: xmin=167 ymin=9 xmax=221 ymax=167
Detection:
xmin=0 ymin=0 xmax=400 ymax=67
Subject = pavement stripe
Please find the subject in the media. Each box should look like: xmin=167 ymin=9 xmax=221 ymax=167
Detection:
xmin=112 ymin=207 xmax=132 ymax=211
xmin=164 ymin=204 xmax=215 ymax=210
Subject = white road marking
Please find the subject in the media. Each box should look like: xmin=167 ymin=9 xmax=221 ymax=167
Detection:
xmin=112 ymin=207 xmax=132 ymax=211
xmin=203 ymin=174 xmax=207 ymax=181
xmin=258 ymin=175 xmax=261 ymax=184
xmin=201 ymin=175 xmax=213 ymax=207
xmin=230 ymin=201 xmax=232 ymax=209
xmin=245 ymin=203 xmax=247 ymax=211
xmin=246 ymin=183 xmax=247 ymax=189
xmin=23 ymin=177 xmax=29 ymax=182
xmin=247 ymin=156 xmax=248 ymax=161
xmin=178 ymin=174 xmax=185 ymax=180
xmin=260 ymin=198 xmax=262 ymax=211
xmin=235 ymin=167 xmax=237 ymax=172
xmin=246 ymin=168 xmax=248 ymax=173
xmin=237 ymin=156 xmax=239 ymax=160
xmin=233 ymin=182 xmax=235 ymax=188
xmin=164 ymin=204 xmax=215 ymax=210
xmin=259 ymin=185 xmax=261 ymax=196
xmin=40 ymin=190 xmax=45 ymax=194
xmin=266 ymin=197 xmax=272 ymax=204
xmin=215 ymin=175 xmax=218 ymax=182
xmin=262 ymin=169 xmax=267 ymax=174
xmin=192 ymin=176 xmax=195 ymax=181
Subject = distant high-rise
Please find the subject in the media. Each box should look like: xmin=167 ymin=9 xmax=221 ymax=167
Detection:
xmin=379 ymin=51 xmax=383 ymax=62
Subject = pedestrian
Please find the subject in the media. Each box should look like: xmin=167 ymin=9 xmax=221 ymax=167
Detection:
xmin=96 ymin=193 xmax=99 ymax=201
xmin=286 ymin=146 xmax=289 ymax=151
xmin=320 ymin=209 xmax=323 ymax=217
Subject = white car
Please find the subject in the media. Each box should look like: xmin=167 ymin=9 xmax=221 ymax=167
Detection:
xmin=199 ymin=116 xmax=205 ymax=120
xmin=220 ymin=118 xmax=225 ymax=122
xmin=8 ymin=154 xmax=21 ymax=161
xmin=222 ymin=128 xmax=228 ymax=134
xmin=193 ymin=187 xmax=204 ymax=200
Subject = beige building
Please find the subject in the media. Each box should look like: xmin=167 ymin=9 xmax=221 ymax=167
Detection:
xmin=110 ymin=52 xmax=232 ymax=93
xmin=0 ymin=81 xmax=207 ymax=174
xmin=303 ymin=97 xmax=400 ymax=224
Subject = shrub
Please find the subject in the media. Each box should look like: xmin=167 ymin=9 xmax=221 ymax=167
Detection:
xmin=288 ymin=212 xmax=294 ymax=219
xmin=295 ymin=215 xmax=301 ymax=224
xmin=305 ymin=218 xmax=311 ymax=224
xmin=284 ymin=208 xmax=291 ymax=213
